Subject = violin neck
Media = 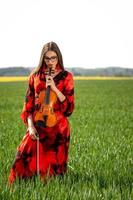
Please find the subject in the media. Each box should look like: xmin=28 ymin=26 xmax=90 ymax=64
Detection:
xmin=45 ymin=67 xmax=52 ymax=105
xmin=45 ymin=86 xmax=50 ymax=104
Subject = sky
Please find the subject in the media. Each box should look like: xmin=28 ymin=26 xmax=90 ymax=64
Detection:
xmin=0 ymin=0 xmax=133 ymax=69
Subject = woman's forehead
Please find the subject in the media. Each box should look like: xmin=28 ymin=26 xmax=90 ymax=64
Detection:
xmin=45 ymin=51 xmax=57 ymax=56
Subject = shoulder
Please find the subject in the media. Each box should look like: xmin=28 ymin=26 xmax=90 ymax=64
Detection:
xmin=63 ymin=71 xmax=74 ymax=85
xmin=65 ymin=70 xmax=73 ymax=79
xmin=28 ymin=73 xmax=34 ymax=83
xmin=28 ymin=72 xmax=39 ymax=87
xmin=61 ymin=70 xmax=74 ymax=81
xmin=28 ymin=71 xmax=40 ymax=82
xmin=63 ymin=70 xmax=74 ymax=88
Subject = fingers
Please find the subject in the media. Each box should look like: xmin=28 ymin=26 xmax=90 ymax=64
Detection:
xmin=30 ymin=135 xmax=36 ymax=140
xmin=46 ymin=76 xmax=51 ymax=86
xmin=46 ymin=75 xmax=56 ymax=92
xmin=30 ymin=133 xmax=39 ymax=140
xmin=35 ymin=132 xmax=39 ymax=139
xmin=46 ymin=76 xmax=55 ymax=88
xmin=46 ymin=75 xmax=53 ymax=82
xmin=29 ymin=127 xmax=39 ymax=140
xmin=46 ymin=75 xmax=51 ymax=79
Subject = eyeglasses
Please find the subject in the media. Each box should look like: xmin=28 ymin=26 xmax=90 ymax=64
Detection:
xmin=44 ymin=56 xmax=57 ymax=62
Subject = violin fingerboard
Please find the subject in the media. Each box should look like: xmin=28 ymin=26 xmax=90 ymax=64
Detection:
xmin=45 ymin=86 xmax=50 ymax=104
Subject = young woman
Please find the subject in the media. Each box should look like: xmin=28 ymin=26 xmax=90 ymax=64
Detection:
xmin=8 ymin=41 xmax=75 ymax=184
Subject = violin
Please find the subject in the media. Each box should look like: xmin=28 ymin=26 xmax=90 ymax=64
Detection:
xmin=34 ymin=67 xmax=57 ymax=127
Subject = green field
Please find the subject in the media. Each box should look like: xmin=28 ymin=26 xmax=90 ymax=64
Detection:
xmin=0 ymin=80 xmax=133 ymax=200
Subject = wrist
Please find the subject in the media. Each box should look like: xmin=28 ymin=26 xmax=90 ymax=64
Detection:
xmin=28 ymin=125 xmax=34 ymax=128
xmin=60 ymin=96 xmax=66 ymax=103
xmin=53 ymin=86 xmax=58 ymax=93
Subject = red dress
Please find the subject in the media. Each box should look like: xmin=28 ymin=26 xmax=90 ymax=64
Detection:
xmin=9 ymin=69 xmax=74 ymax=184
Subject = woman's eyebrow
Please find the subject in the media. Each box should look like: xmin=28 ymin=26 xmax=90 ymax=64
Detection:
xmin=45 ymin=56 xmax=57 ymax=58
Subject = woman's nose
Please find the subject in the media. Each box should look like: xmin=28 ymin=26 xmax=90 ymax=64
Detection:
xmin=48 ymin=60 xmax=53 ymax=64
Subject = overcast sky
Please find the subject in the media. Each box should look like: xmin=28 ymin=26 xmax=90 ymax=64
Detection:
xmin=0 ymin=0 xmax=133 ymax=68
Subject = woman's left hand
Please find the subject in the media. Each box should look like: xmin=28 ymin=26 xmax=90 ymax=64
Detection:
xmin=46 ymin=75 xmax=57 ymax=92
xmin=46 ymin=75 xmax=66 ymax=102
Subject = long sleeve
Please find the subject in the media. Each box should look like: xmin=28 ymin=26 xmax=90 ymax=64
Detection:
xmin=20 ymin=74 xmax=35 ymax=125
xmin=60 ymin=72 xmax=74 ymax=117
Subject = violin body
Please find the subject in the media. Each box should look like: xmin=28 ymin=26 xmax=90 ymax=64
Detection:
xmin=34 ymin=68 xmax=57 ymax=127
xmin=34 ymin=90 xmax=57 ymax=127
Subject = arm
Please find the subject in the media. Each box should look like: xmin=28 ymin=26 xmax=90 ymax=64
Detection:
xmin=59 ymin=72 xmax=75 ymax=116
xmin=46 ymin=72 xmax=74 ymax=116
xmin=27 ymin=115 xmax=38 ymax=140
xmin=20 ymin=74 xmax=35 ymax=125
xmin=54 ymin=87 xmax=66 ymax=102
xmin=20 ymin=74 xmax=38 ymax=140
xmin=46 ymin=75 xmax=66 ymax=102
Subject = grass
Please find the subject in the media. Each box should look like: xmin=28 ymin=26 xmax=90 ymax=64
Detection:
xmin=0 ymin=80 xmax=133 ymax=199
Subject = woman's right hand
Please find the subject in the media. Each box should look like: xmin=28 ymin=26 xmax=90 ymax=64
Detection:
xmin=28 ymin=126 xmax=39 ymax=140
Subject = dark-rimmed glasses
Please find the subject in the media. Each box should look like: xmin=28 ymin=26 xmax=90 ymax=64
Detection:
xmin=44 ymin=56 xmax=57 ymax=62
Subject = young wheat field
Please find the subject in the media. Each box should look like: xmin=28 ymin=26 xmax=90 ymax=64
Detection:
xmin=0 ymin=79 xmax=133 ymax=200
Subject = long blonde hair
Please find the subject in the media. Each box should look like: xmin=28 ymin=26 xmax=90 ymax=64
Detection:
xmin=31 ymin=41 xmax=64 ymax=75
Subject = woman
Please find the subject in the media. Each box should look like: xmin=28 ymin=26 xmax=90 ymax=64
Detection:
xmin=9 ymin=41 xmax=74 ymax=184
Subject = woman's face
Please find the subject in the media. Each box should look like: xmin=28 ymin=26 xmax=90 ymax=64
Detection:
xmin=44 ymin=51 xmax=58 ymax=70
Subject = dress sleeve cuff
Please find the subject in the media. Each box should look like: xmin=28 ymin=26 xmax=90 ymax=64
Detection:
xmin=20 ymin=111 xmax=32 ymax=126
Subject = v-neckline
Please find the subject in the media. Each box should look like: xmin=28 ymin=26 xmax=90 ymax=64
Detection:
xmin=52 ymin=70 xmax=62 ymax=79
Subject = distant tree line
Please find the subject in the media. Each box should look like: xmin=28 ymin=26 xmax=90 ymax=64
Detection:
xmin=68 ymin=67 xmax=133 ymax=76
xmin=0 ymin=66 xmax=133 ymax=76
